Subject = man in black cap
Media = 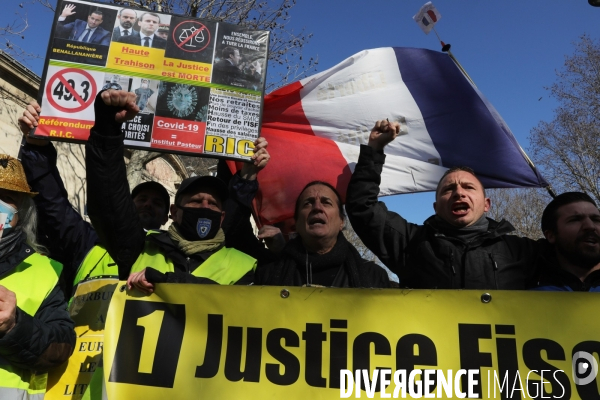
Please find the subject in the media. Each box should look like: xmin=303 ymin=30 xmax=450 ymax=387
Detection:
xmin=18 ymin=101 xmax=171 ymax=297
xmin=85 ymin=89 xmax=269 ymax=288
xmin=127 ymin=173 xmax=259 ymax=292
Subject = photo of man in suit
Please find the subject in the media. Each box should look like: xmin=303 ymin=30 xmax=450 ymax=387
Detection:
xmin=212 ymin=46 xmax=243 ymax=86
xmin=56 ymin=4 xmax=111 ymax=46
xmin=118 ymin=12 xmax=166 ymax=49
xmin=112 ymin=8 xmax=139 ymax=41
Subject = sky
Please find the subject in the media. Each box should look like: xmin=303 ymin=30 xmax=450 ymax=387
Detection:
xmin=2 ymin=0 xmax=599 ymax=224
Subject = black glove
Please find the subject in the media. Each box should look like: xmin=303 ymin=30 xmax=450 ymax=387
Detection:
xmin=145 ymin=267 xmax=218 ymax=285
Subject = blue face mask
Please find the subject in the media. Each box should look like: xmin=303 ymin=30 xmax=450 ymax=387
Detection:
xmin=0 ymin=199 xmax=18 ymax=231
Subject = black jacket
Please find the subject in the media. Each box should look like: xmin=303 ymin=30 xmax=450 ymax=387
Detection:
xmin=19 ymin=141 xmax=99 ymax=293
xmin=532 ymin=243 xmax=600 ymax=292
xmin=346 ymin=145 xmax=541 ymax=289
xmin=0 ymin=242 xmax=75 ymax=371
xmin=142 ymin=231 xmax=254 ymax=285
xmin=256 ymin=235 xmax=392 ymax=288
xmin=118 ymin=33 xmax=166 ymax=49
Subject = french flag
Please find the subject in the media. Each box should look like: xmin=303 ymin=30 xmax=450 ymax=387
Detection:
xmin=230 ymin=47 xmax=547 ymax=229
xmin=413 ymin=2 xmax=442 ymax=35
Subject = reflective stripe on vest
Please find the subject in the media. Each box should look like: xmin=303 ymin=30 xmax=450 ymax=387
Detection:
xmin=131 ymin=241 xmax=257 ymax=285
xmin=0 ymin=388 xmax=44 ymax=400
xmin=81 ymin=364 xmax=107 ymax=400
xmin=73 ymin=245 xmax=118 ymax=287
xmin=0 ymin=252 xmax=62 ymax=398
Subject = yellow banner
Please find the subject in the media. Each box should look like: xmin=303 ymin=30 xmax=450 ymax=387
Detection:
xmin=46 ymin=279 xmax=119 ymax=399
xmin=103 ymin=285 xmax=600 ymax=399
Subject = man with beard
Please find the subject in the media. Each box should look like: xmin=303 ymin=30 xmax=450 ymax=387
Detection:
xmin=533 ymin=192 xmax=600 ymax=291
xmin=112 ymin=8 xmax=139 ymax=41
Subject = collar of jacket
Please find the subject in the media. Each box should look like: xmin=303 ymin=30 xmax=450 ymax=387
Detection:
xmin=0 ymin=241 xmax=35 ymax=279
xmin=146 ymin=230 xmax=177 ymax=249
xmin=424 ymin=216 xmax=516 ymax=243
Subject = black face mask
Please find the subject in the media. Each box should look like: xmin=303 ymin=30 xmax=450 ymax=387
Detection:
xmin=177 ymin=207 xmax=222 ymax=241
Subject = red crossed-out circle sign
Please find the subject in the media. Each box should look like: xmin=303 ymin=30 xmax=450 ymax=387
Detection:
xmin=172 ymin=20 xmax=211 ymax=53
xmin=46 ymin=68 xmax=97 ymax=113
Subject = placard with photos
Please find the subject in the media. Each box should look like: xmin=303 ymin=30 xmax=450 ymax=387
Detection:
xmin=32 ymin=0 xmax=269 ymax=160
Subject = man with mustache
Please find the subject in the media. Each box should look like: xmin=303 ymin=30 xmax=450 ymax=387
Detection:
xmin=533 ymin=192 xmax=600 ymax=291
xmin=346 ymin=119 xmax=542 ymax=289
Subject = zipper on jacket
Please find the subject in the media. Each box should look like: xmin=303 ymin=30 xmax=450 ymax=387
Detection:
xmin=186 ymin=257 xmax=191 ymax=274
xmin=447 ymin=250 xmax=456 ymax=288
xmin=489 ymin=253 xmax=498 ymax=290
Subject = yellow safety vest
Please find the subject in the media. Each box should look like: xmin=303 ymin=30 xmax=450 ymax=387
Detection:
xmin=131 ymin=234 xmax=257 ymax=285
xmin=68 ymin=245 xmax=119 ymax=400
xmin=83 ymin=234 xmax=257 ymax=399
xmin=73 ymin=245 xmax=118 ymax=287
xmin=0 ymin=252 xmax=63 ymax=400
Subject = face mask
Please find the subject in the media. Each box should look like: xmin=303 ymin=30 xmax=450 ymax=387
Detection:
xmin=177 ymin=207 xmax=221 ymax=241
xmin=0 ymin=199 xmax=17 ymax=232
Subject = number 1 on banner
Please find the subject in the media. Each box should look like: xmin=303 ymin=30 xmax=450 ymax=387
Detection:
xmin=137 ymin=310 xmax=165 ymax=374
xmin=109 ymin=300 xmax=185 ymax=388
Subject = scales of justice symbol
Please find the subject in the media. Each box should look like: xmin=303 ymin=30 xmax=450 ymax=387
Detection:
xmin=178 ymin=26 xmax=206 ymax=48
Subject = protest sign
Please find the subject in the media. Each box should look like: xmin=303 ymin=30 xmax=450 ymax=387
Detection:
xmin=32 ymin=0 xmax=269 ymax=160
xmin=45 ymin=279 xmax=118 ymax=400
xmin=103 ymin=284 xmax=600 ymax=399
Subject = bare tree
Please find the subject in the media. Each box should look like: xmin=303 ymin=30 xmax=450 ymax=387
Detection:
xmin=343 ymin=219 xmax=399 ymax=284
xmin=1 ymin=6 xmax=30 ymax=61
xmin=1 ymin=0 xmax=55 ymax=64
xmin=529 ymin=34 xmax=600 ymax=202
xmin=343 ymin=220 xmax=379 ymax=263
xmin=486 ymin=188 xmax=551 ymax=239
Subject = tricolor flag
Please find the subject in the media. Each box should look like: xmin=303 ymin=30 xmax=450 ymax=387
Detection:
xmin=413 ymin=2 xmax=442 ymax=35
xmin=229 ymin=47 xmax=547 ymax=230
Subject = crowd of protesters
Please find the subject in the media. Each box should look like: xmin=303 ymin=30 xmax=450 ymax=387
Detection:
xmin=0 ymin=88 xmax=598 ymax=398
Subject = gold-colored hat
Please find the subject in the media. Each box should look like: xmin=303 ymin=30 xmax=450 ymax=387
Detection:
xmin=0 ymin=155 xmax=37 ymax=197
